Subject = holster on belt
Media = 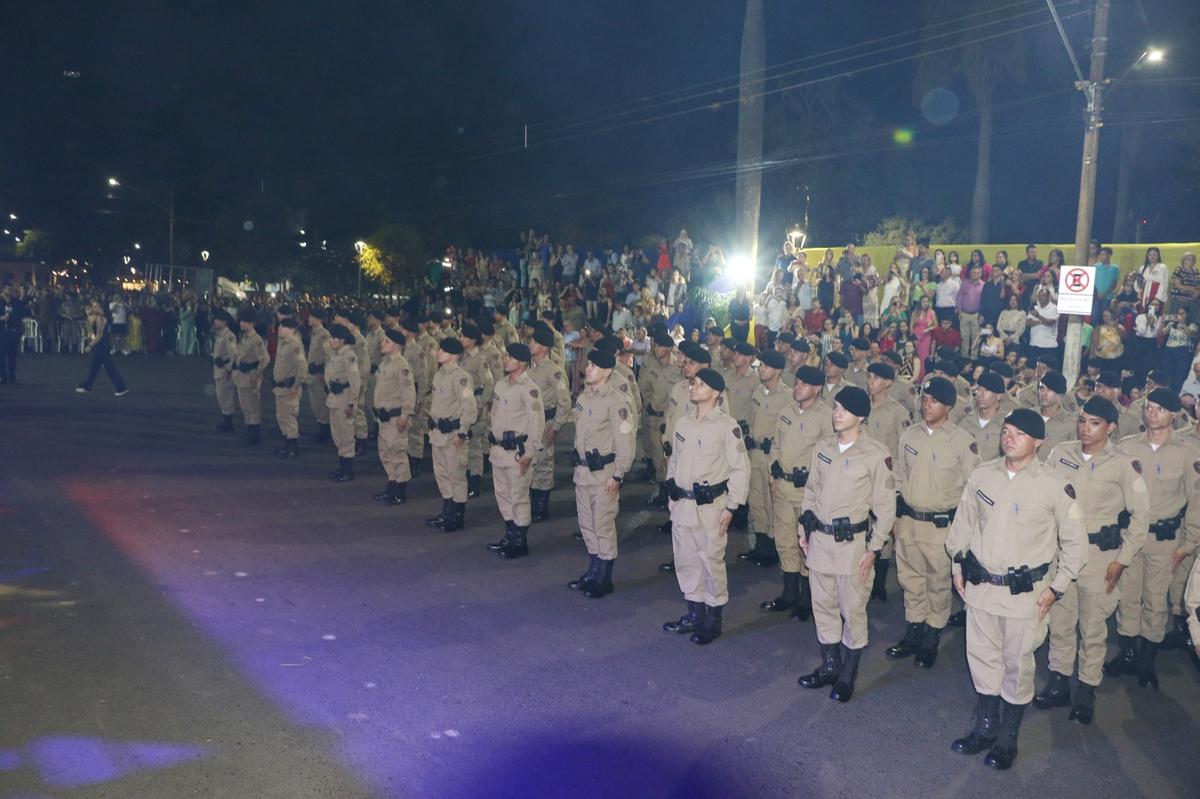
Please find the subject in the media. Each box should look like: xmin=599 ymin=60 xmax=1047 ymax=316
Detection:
xmin=1150 ymin=505 xmax=1185 ymax=541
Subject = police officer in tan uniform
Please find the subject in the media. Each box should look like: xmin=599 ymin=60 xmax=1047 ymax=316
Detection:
xmin=739 ymin=350 xmax=790 ymax=567
xmin=305 ymin=309 xmax=332 ymax=442
xmin=843 ymin=338 xmax=870 ymax=387
xmin=761 ymin=365 xmax=832 ymax=619
xmin=272 ymin=318 xmax=307 ymax=458
xmin=1185 ymin=555 xmax=1200 ymax=659
xmin=210 ymin=309 xmax=239 ymax=433
xmin=639 ymin=330 xmax=677 ymax=503
xmin=372 ymin=329 xmax=416 ymax=505
xmin=863 ymin=361 xmax=912 ymax=602
xmin=661 ymin=368 xmax=750 ymax=645
xmin=568 ymin=348 xmax=636 ymax=598
xmin=822 ymin=351 xmax=850 ymax=401
xmin=334 ymin=311 xmax=371 ymax=456
xmin=797 ymin=386 xmax=896 ymax=703
xmin=324 ymin=324 xmax=362 ymax=482
xmin=424 ymin=338 xmax=476 ymax=532
xmin=402 ymin=317 xmax=431 ymax=477
xmin=1033 ymin=396 xmax=1149 ymax=724
xmin=492 ymin=305 xmax=519 ymax=350
xmin=528 ymin=325 xmax=572 ymax=522
xmin=486 ymin=343 xmax=546 ymax=559
xmin=1037 ymin=371 xmax=1076 ymax=456
xmin=956 ymin=371 xmax=1007 ymax=461
xmin=946 ymin=408 xmax=1086 ymax=771
xmin=364 ymin=310 xmax=386 ymax=439
xmin=1107 ymin=388 xmax=1200 ymax=688
xmin=462 ymin=323 xmax=495 ymax=499
xmin=233 ymin=313 xmax=270 ymax=445
xmin=888 ymin=376 xmax=978 ymax=668
xmin=1095 ymin=371 xmax=1141 ymax=439
xmin=656 ymin=342 xmax=712 ymax=557
xmin=725 ymin=341 xmax=759 ymax=543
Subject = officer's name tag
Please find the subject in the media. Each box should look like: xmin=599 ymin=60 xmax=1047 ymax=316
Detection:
xmin=780 ymin=415 xmax=792 ymax=425
xmin=976 ymin=489 xmax=995 ymax=506
xmin=1058 ymin=458 xmax=1079 ymax=470
xmin=675 ymin=432 xmax=685 ymax=442
xmin=904 ymin=444 xmax=919 ymax=456
xmin=817 ymin=452 xmax=832 ymax=465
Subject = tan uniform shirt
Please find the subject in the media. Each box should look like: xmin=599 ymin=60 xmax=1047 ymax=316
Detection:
xmin=865 ymin=396 xmax=912 ymax=461
xmin=895 ymin=422 xmax=979 ymax=512
xmin=232 ymin=330 xmax=269 ymax=388
xmin=272 ymin=334 xmax=307 ymax=392
xmin=404 ymin=337 xmax=433 ymax=397
xmin=211 ymin=328 xmax=237 ymax=377
xmin=890 ymin=379 xmax=919 ymax=416
xmin=772 ymin=398 xmax=834 ymax=502
xmin=1118 ymin=433 xmax=1200 ymax=554
xmin=573 ymin=381 xmax=636 ymax=485
xmin=324 ymin=346 xmax=361 ymax=409
xmin=823 ymin=377 xmax=848 ymax=403
xmin=667 ymin=405 xmax=750 ymax=525
xmin=307 ymin=325 xmax=331 ymax=382
xmin=957 ymin=410 xmax=1005 ymax=462
xmin=748 ymin=381 xmax=790 ymax=457
xmin=428 ymin=362 xmax=477 ymax=447
xmin=373 ymin=351 xmax=416 ymax=420
xmin=614 ymin=360 xmax=641 ymax=419
xmin=494 ymin=318 xmax=520 ymax=350
xmin=1046 ymin=440 xmax=1150 ymax=567
xmin=844 ymin=363 xmax=869 ymax=388
xmin=489 ymin=372 xmax=546 ymax=457
xmin=366 ymin=327 xmax=384 ymax=371
xmin=1039 ymin=406 xmax=1077 ymax=456
xmin=530 ymin=357 xmax=572 ymax=432
xmin=724 ymin=368 xmax=758 ymax=429
xmin=347 ymin=325 xmax=370 ymax=383
xmin=463 ymin=347 xmax=495 ymax=408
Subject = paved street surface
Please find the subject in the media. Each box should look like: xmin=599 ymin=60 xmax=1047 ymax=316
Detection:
xmin=1 ymin=354 xmax=1198 ymax=798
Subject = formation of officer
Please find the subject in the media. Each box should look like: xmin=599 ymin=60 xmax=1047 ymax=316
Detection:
xmin=423 ymin=337 xmax=477 ymax=533
xmin=1036 ymin=371 xmax=1076 ymax=455
xmin=461 ymin=322 xmax=497 ymax=499
xmin=862 ymin=360 xmax=912 ymax=602
xmin=210 ymin=309 xmax=239 ymax=433
xmin=233 ymin=313 xmax=270 ymax=445
xmin=372 ymin=328 xmax=417 ymax=505
xmin=324 ymin=323 xmax=362 ymax=482
xmin=271 ymin=317 xmax=308 ymax=458
xmin=657 ymin=341 xmax=714 ymax=559
xmin=637 ymin=330 xmax=678 ymax=506
xmin=485 ymin=343 xmax=546 ymax=559
xmin=527 ymin=325 xmax=572 ymax=522
xmin=403 ymin=316 xmax=435 ymax=477
xmin=739 ymin=350 xmax=790 ymax=568
xmin=305 ymin=309 xmax=332 ymax=442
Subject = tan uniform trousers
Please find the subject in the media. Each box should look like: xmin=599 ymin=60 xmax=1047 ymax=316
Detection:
xmin=364 ymin=372 xmax=376 ymax=429
xmin=408 ymin=395 xmax=430 ymax=458
xmin=492 ymin=453 xmax=533 ymax=525
xmin=531 ymin=434 xmax=556 ymax=491
xmin=307 ymin=378 xmax=330 ymax=424
xmin=642 ymin=415 xmax=667 ymax=480
xmin=330 ymin=406 xmax=356 ymax=458
xmin=770 ymin=492 xmax=809 ymax=575
xmin=1116 ymin=536 xmax=1176 ymax=643
xmin=1047 ymin=545 xmax=1120 ymax=686
xmin=748 ymin=452 xmax=774 ymax=543
xmin=894 ymin=518 xmax=954 ymax=628
xmin=959 ymin=311 xmax=980 ymax=358
xmin=966 ymin=607 xmax=1048 ymax=704
xmin=215 ymin=375 xmax=237 ymax=415
xmin=1169 ymin=551 xmax=1196 ymax=617
xmin=468 ymin=418 xmax=489 ymax=475
xmin=237 ymin=382 xmax=262 ymax=425
xmin=672 ymin=502 xmax=729 ymax=606
xmin=432 ymin=440 xmax=469 ymax=502
xmin=353 ymin=384 xmax=368 ymax=439
xmin=811 ymin=569 xmax=872 ymax=649
xmin=576 ymin=480 xmax=619 ymax=560
xmin=377 ymin=421 xmax=411 ymax=483
xmin=274 ymin=389 xmax=301 ymax=439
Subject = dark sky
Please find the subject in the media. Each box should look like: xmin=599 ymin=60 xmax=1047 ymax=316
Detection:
xmin=2 ymin=0 xmax=1198 ymax=268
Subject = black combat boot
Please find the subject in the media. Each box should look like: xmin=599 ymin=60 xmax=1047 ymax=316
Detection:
xmin=354 ymin=438 xmax=367 ymax=457
xmin=499 ymin=525 xmax=529 ymax=559
xmin=568 ymin=556 xmax=599 ymax=591
xmin=869 ymin=557 xmax=890 ymax=602
xmin=1161 ymin=614 xmax=1189 ymax=650
xmin=829 ymin=645 xmax=862 ymax=702
xmin=663 ymin=601 xmax=701 ymax=634
xmin=388 ymin=482 xmax=408 ymax=505
xmin=791 ymin=575 xmax=812 ymax=621
xmin=1068 ymin=683 xmax=1096 ymax=725
xmin=886 ymin=622 xmax=926 ymax=659
xmin=657 ymin=560 xmax=675 ymax=573
xmin=798 ymin=643 xmax=842 ymax=689
xmin=690 ymin=604 xmax=723 ymax=644
xmin=584 ymin=559 xmax=614 ymax=598
xmin=760 ymin=572 xmax=800 ymax=612
xmin=1135 ymin=637 xmax=1159 ymax=689
xmin=1033 ymin=671 xmax=1072 ymax=710
xmin=333 ymin=456 xmax=354 ymax=482
xmin=947 ymin=608 xmax=966 ymax=627
xmin=488 ymin=521 xmax=514 ymax=552
xmin=951 ymin=693 xmax=1000 ymax=755
xmin=467 ymin=473 xmax=481 ymax=498
xmin=656 ymin=520 xmax=672 ymax=536
xmin=440 ymin=502 xmax=464 ymax=533
xmin=914 ymin=624 xmax=943 ymax=668
xmin=426 ymin=498 xmax=452 ymax=529
xmin=215 ymin=414 xmax=234 ymax=432
xmin=530 ymin=489 xmax=550 ymax=522
xmin=374 ymin=481 xmax=398 ymax=501
xmin=408 ymin=455 xmax=422 ymax=478
xmin=737 ymin=532 xmax=766 ymax=562
xmin=327 ymin=459 xmax=346 ymax=480
xmin=1103 ymin=634 xmax=1138 ymax=677
xmin=245 ymin=424 xmax=261 ymax=446
xmin=286 ymin=438 xmax=299 ymax=458
xmin=751 ymin=536 xmax=779 ymax=567
xmin=983 ymin=701 xmax=1027 ymax=770
xmin=316 ymin=423 xmax=331 ymax=442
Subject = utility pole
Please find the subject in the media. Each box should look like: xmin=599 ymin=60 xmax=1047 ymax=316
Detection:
xmin=734 ymin=0 xmax=765 ymax=278
xmin=1058 ymin=0 xmax=1110 ymax=387
xmin=169 ymin=182 xmax=176 ymax=267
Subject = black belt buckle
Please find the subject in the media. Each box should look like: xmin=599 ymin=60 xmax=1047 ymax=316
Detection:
xmin=1154 ymin=525 xmax=1177 ymax=542
xmin=832 ymin=516 xmax=852 ymax=542
xmin=692 ymin=482 xmax=714 ymax=505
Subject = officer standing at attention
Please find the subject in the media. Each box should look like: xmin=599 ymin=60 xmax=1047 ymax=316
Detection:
xmin=844 ymin=338 xmax=871 ymax=387
xmin=863 ymin=361 xmax=913 ymax=603
xmin=568 ymin=348 xmax=636 ymax=598
xmin=324 ymin=324 xmax=362 ymax=482
xmin=424 ymin=338 xmax=477 ymax=533
xmin=372 ymin=329 xmax=416 ymax=505
xmin=945 ymin=408 xmax=1086 ymax=770
xmin=233 ymin=312 xmax=270 ymax=446
xmin=402 ymin=317 xmax=431 ymax=477
xmin=761 ymin=365 xmax=832 ymax=619
xmin=639 ymin=330 xmax=677 ymax=500
xmin=492 ymin=305 xmax=519 ymax=349
xmin=797 ymin=386 xmax=896 ymax=702
xmin=822 ymin=351 xmax=850 ymax=401
xmin=1094 ymin=371 xmax=1141 ymax=438
xmin=272 ymin=318 xmax=307 ymax=458
xmin=657 ymin=342 xmax=713 ymax=559
xmin=528 ymin=325 xmax=572 ymax=522
xmin=486 ymin=343 xmax=546 ymax=559
xmin=956 ymin=371 xmax=1007 ymax=460
xmin=1037 ymin=371 xmax=1076 ymax=455
xmin=740 ymin=349 xmax=790 ymax=567
xmin=1106 ymin=388 xmax=1199 ymax=688
xmin=888 ymin=376 xmax=978 ymax=668
xmin=661 ymin=367 xmax=750 ymax=645
xmin=364 ymin=310 xmax=386 ymax=439
xmin=210 ymin=309 xmax=239 ymax=433
xmin=1033 ymin=396 xmax=1149 ymax=724
xmin=461 ymin=323 xmax=495 ymax=499
xmin=725 ymin=341 xmax=759 ymax=544
xmin=305 ymin=309 xmax=332 ymax=443
xmin=334 ymin=311 xmax=371 ymax=456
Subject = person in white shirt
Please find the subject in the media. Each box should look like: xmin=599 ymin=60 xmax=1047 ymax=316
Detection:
xmin=764 ymin=286 xmax=788 ymax=349
xmin=1026 ymin=286 xmax=1059 ymax=360
xmin=610 ymin=300 xmax=633 ymax=335
xmin=1136 ymin=246 xmax=1168 ymax=311
xmin=108 ymin=296 xmax=129 ymax=355
xmin=934 ymin=272 xmax=960 ymax=325
xmin=666 ymin=270 xmax=687 ymax=307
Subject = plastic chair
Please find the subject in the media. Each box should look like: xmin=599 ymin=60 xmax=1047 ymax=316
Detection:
xmin=21 ymin=318 xmax=41 ymax=353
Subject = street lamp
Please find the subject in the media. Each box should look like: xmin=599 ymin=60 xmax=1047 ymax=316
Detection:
xmin=105 ymin=176 xmax=176 ymax=266
xmin=107 ymin=177 xmax=120 ymax=187
xmin=1146 ymin=48 xmax=1165 ymax=63
xmin=354 ymin=241 xmax=367 ymax=295
xmin=201 ymin=250 xmax=210 ymax=263
xmin=8 ymin=213 xmax=16 ymax=220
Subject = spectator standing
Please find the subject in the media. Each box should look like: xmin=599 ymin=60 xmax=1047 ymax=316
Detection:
xmin=956 ymin=264 xmax=985 ymax=358
xmin=980 ymin=264 xmax=1009 ymax=328
xmin=912 ymin=296 xmax=937 ymax=365
xmin=1016 ymin=245 xmax=1044 ymax=307
xmin=560 ymin=244 xmax=578 ymax=285
xmin=1160 ymin=307 xmax=1196 ymax=391
xmin=672 ymin=229 xmax=694 ymax=272
xmin=1026 ymin=286 xmax=1060 ymax=362
xmin=1136 ymin=246 xmax=1168 ymax=311
xmin=109 ymin=294 xmax=129 ymax=355
xmin=1092 ymin=245 xmax=1120 ymax=320
xmin=1167 ymin=251 xmax=1200 ymax=322
xmin=840 ymin=270 xmax=866 ymax=326
xmin=907 ymin=238 xmax=934 ymax=284
xmin=933 ymin=267 xmax=960 ymax=325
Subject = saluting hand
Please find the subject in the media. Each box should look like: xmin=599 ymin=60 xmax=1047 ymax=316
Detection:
xmin=1036 ymin=588 xmax=1057 ymax=622
xmin=1104 ymin=561 xmax=1125 ymax=594
xmin=717 ymin=509 xmax=732 ymax=537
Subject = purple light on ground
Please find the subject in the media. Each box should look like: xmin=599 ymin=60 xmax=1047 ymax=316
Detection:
xmin=26 ymin=736 xmax=210 ymax=789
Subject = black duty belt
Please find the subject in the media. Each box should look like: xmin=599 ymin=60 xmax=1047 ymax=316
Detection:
xmin=665 ymin=478 xmax=729 ymax=505
xmin=474 ymin=388 xmax=484 ymax=396
xmin=544 ymin=408 xmax=557 ymax=421
xmin=275 ymin=377 xmax=296 ymax=389
xmin=1150 ymin=505 xmax=1186 ymax=541
xmin=375 ymin=407 xmax=404 ymax=422
xmin=236 ymin=361 xmax=259 ymax=373
xmin=328 ymin=380 xmax=350 ymax=395
xmin=957 ymin=551 xmax=1050 ymax=595
xmin=571 ymin=449 xmax=616 ymax=471
xmin=809 ymin=516 xmax=870 ymax=542
xmin=646 ymin=406 xmax=664 ymax=417
xmin=745 ymin=436 xmax=773 ymax=454
xmin=738 ymin=420 xmax=750 ymax=436
xmin=488 ymin=432 xmax=528 ymax=452
xmin=213 ymin=356 xmax=230 ymax=368
xmin=770 ymin=461 xmax=808 ymax=487
xmin=370 ymin=363 xmax=379 ymax=374
xmin=897 ymin=496 xmax=955 ymax=528
xmin=429 ymin=417 xmax=462 ymax=434
xmin=308 ymin=363 xmax=325 ymax=375
xmin=1088 ymin=511 xmax=1129 ymax=551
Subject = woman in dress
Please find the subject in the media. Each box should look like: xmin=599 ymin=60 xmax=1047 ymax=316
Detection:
xmin=911 ymin=294 xmax=937 ymax=364
xmin=178 ymin=300 xmax=196 ymax=355
xmin=1137 ymin=246 xmax=1168 ymax=311
xmin=127 ymin=302 xmax=144 ymax=354
xmin=909 ymin=266 xmax=937 ymax=312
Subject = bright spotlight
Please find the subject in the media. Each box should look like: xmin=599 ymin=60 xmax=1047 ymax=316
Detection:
xmin=728 ymin=255 xmax=754 ymax=285
xmin=1147 ymin=48 xmax=1165 ymax=63
xmin=107 ymin=178 xmax=120 ymax=187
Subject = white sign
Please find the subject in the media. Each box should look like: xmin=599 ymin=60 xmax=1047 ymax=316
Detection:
xmin=1057 ymin=265 xmax=1095 ymax=315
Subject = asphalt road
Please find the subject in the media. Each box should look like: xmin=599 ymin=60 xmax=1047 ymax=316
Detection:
xmin=1 ymin=354 xmax=1198 ymax=799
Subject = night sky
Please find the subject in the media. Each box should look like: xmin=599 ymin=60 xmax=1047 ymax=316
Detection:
xmin=2 ymin=0 xmax=1198 ymax=268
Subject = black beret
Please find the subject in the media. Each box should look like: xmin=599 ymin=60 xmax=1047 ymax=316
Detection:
xmin=1041 ymin=371 xmax=1067 ymax=396
xmin=329 ymin=324 xmax=355 ymax=345
xmin=867 ymin=362 xmax=895 ymax=381
xmin=1147 ymin=369 xmax=1170 ymax=387
xmin=682 ymin=342 xmax=712 ymax=365
xmin=759 ymin=350 xmax=786 ymax=369
xmin=588 ymin=349 xmax=616 ymax=369
xmin=386 ymin=306 xmax=402 ymax=318
xmin=827 ymin=351 xmax=849 ymax=369
xmin=696 ymin=367 xmax=725 ymax=392
xmin=1147 ymin=387 xmax=1181 ymax=413
xmin=1097 ymin=370 xmax=1122 ymax=389
xmin=834 ymin=386 xmax=871 ymax=418
xmin=307 ymin=307 xmax=327 ymax=321
xmin=506 ymin=342 xmax=532 ymax=363
xmin=1036 ymin=354 xmax=1060 ymax=370
xmin=1082 ymin=396 xmax=1119 ymax=424
xmin=594 ymin=337 xmax=617 ymax=353
xmin=721 ymin=337 xmax=737 ymax=350
xmin=213 ymin=309 xmax=234 ymax=325
xmin=1005 ymin=408 xmax=1046 ymax=439
xmin=477 ymin=318 xmax=496 ymax=336
xmin=278 ymin=317 xmax=299 ymax=329
xmin=384 ymin=329 xmax=406 ymax=347
xmin=532 ymin=327 xmax=555 ymax=348
xmin=461 ymin=322 xmax=481 ymax=342
xmin=733 ymin=341 xmax=755 ymax=357
xmin=779 ymin=332 xmax=797 ymax=345
xmin=494 ymin=303 xmax=508 ymax=315
xmin=852 ymin=337 xmax=870 ymax=352
xmin=792 ymin=338 xmax=811 ymax=353
xmin=991 ymin=362 xmax=1014 ymax=379
xmin=440 ymin=337 xmax=464 ymax=355
xmin=346 ymin=311 xmax=366 ymax=330
xmin=707 ymin=327 xmax=725 ymax=339
xmin=366 ymin=308 xmax=383 ymax=320
xmin=239 ymin=306 xmax=256 ymax=320
xmin=976 ymin=371 xmax=1006 ymax=395
xmin=881 ymin=350 xmax=901 ymax=365
xmin=652 ymin=331 xmax=675 ymax=348
xmin=401 ymin=317 xmax=420 ymax=333
xmin=923 ymin=376 xmax=958 ymax=407
xmin=795 ymin=365 xmax=825 ymax=386
xmin=933 ymin=358 xmax=958 ymax=375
